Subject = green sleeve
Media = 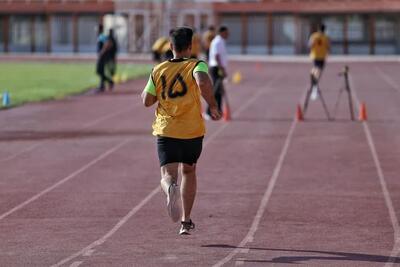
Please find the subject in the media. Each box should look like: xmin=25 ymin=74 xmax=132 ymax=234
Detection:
xmin=193 ymin=61 xmax=208 ymax=74
xmin=143 ymin=75 xmax=156 ymax=96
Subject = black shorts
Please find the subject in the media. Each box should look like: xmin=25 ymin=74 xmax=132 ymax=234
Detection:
xmin=157 ymin=136 xmax=204 ymax=167
xmin=314 ymin=60 xmax=325 ymax=70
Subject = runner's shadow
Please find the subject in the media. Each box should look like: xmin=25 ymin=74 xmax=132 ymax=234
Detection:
xmin=202 ymin=245 xmax=400 ymax=264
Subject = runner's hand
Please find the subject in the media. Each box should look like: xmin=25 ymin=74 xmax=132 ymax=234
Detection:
xmin=210 ymin=106 xmax=222 ymax=121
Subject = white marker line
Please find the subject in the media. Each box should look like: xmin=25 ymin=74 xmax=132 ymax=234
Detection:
xmin=51 ymin=77 xmax=282 ymax=267
xmin=235 ymin=259 xmax=245 ymax=266
xmin=0 ymin=138 xmax=132 ymax=221
xmin=51 ymin=187 xmax=160 ymax=267
xmin=375 ymin=67 xmax=400 ymax=93
xmin=82 ymin=249 xmax=95 ymax=257
xmin=213 ymin=118 xmax=297 ymax=267
xmin=349 ymin=75 xmax=400 ymax=266
xmin=68 ymin=261 xmax=82 ymax=267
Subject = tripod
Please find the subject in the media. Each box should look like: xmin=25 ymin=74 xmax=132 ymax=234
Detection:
xmin=333 ymin=65 xmax=355 ymax=120
xmin=303 ymin=73 xmax=331 ymax=120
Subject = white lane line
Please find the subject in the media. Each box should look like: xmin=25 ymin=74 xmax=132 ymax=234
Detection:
xmin=51 ymin=77 xmax=282 ymax=267
xmin=0 ymin=101 xmax=140 ymax=163
xmin=213 ymin=118 xmax=297 ymax=267
xmin=69 ymin=261 xmax=82 ymax=267
xmin=235 ymin=259 xmax=245 ymax=266
xmin=375 ymin=67 xmax=400 ymax=93
xmin=0 ymin=138 xmax=132 ymax=221
xmin=51 ymin=187 xmax=160 ymax=267
xmin=349 ymin=74 xmax=400 ymax=266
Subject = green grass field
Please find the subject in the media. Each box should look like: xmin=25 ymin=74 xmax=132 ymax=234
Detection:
xmin=0 ymin=62 xmax=152 ymax=108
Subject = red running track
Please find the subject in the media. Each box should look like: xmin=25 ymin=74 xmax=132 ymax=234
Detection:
xmin=0 ymin=61 xmax=400 ymax=266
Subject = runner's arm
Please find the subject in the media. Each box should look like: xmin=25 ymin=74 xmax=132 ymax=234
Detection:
xmin=141 ymin=75 xmax=157 ymax=107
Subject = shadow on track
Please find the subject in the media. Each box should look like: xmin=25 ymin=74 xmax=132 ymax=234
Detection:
xmin=202 ymin=244 xmax=400 ymax=264
xmin=0 ymin=129 xmax=149 ymax=141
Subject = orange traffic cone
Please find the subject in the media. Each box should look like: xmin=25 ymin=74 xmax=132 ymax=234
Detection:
xmin=223 ymin=104 xmax=231 ymax=121
xmin=296 ymin=104 xmax=304 ymax=121
xmin=359 ymin=102 xmax=367 ymax=121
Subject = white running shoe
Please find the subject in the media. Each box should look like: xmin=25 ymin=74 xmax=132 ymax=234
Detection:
xmin=310 ymin=85 xmax=319 ymax=101
xmin=202 ymin=113 xmax=212 ymax=121
xmin=179 ymin=219 xmax=195 ymax=235
xmin=167 ymin=183 xmax=181 ymax=222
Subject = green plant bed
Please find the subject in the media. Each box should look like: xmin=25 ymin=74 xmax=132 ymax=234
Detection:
xmin=0 ymin=62 xmax=152 ymax=108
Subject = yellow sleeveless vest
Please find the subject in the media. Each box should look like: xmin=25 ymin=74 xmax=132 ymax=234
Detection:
xmin=151 ymin=58 xmax=205 ymax=139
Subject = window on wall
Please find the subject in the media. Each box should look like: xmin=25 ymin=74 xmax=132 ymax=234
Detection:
xmin=247 ymin=15 xmax=267 ymax=54
xmin=220 ymin=15 xmax=242 ymax=54
xmin=347 ymin=15 xmax=369 ymax=54
xmin=51 ymin=16 xmax=73 ymax=52
xmin=78 ymin=16 xmax=98 ymax=52
xmin=322 ymin=16 xmax=344 ymax=54
xmin=35 ymin=16 xmax=47 ymax=52
xmin=375 ymin=16 xmax=397 ymax=54
xmin=200 ymin=14 xmax=209 ymax=32
xmin=272 ymin=15 xmax=295 ymax=55
xmin=9 ymin=16 xmax=32 ymax=52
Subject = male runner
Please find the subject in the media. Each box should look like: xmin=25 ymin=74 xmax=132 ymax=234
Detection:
xmin=309 ymin=24 xmax=330 ymax=83
xmin=141 ymin=27 xmax=221 ymax=235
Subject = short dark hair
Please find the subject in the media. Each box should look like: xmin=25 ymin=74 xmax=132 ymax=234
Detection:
xmin=170 ymin=27 xmax=193 ymax=52
xmin=208 ymin=25 xmax=215 ymax=31
xmin=319 ymin=24 xmax=326 ymax=32
xmin=219 ymin=26 xmax=228 ymax=33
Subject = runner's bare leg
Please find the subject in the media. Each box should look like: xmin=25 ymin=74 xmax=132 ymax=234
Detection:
xmin=180 ymin=163 xmax=197 ymax=221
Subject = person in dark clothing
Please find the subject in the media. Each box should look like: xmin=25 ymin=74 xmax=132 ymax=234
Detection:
xmin=96 ymin=28 xmax=117 ymax=92
xmin=104 ymin=29 xmax=118 ymax=85
xmin=205 ymin=26 xmax=229 ymax=119
xmin=96 ymin=24 xmax=111 ymax=92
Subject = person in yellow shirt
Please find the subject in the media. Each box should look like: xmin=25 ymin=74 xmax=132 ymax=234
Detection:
xmin=141 ymin=27 xmax=221 ymax=235
xmin=202 ymin=26 xmax=216 ymax=61
xmin=309 ymin=24 xmax=330 ymax=83
xmin=152 ymin=36 xmax=169 ymax=62
xmin=191 ymin=30 xmax=201 ymax=59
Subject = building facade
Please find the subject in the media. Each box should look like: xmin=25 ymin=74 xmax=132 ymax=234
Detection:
xmin=1 ymin=0 xmax=400 ymax=55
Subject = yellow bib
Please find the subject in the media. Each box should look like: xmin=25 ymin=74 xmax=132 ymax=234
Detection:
xmin=310 ymin=32 xmax=329 ymax=60
xmin=151 ymin=58 xmax=205 ymax=139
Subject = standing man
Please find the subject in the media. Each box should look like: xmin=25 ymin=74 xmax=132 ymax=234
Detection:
xmin=141 ymin=27 xmax=221 ymax=235
xmin=309 ymin=24 xmax=330 ymax=83
xmin=206 ymin=26 xmax=229 ymax=119
xmin=96 ymin=25 xmax=114 ymax=92
xmin=103 ymin=29 xmax=119 ymax=89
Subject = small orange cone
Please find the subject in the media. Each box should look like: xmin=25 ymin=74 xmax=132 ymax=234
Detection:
xmin=359 ymin=102 xmax=367 ymax=121
xmin=296 ymin=104 xmax=304 ymax=121
xmin=223 ymin=104 xmax=231 ymax=121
